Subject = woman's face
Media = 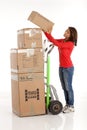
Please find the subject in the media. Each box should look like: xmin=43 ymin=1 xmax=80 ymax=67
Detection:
xmin=64 ymin=28 xmax=70 ymax=40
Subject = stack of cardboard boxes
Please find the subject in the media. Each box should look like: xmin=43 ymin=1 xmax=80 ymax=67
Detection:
xmin=10 ymin=11 xmax=54 ymax=117
xmin=10 ymin=28 xmax=46 ymax=117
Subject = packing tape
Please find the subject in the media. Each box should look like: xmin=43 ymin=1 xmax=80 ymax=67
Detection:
xmin=26 ymin=49 xmax=35 ymax=57
xmin=17 ymin=30 xmax=24 ymax=35
xmin=11 ymin=69 xmax=18 ymax=73
xmin=10 ymin=49 xmax=17 ymax=53
xmin=11 ymin=74 xmax=18 ymax=81
xmin=17 ymin=49 xmax=35 ymax=57
xmin=17 ymin=28 xmax=41 ymax=36
xmin=11 ymin=48 xmax=42 ymax=55
xmin=25 ymin=28 xmax=41 ymax=37
xmin=11 ymin=73 xmax=44 ymax=81
xmin=31 ymin=42 xmax=36 ymax=48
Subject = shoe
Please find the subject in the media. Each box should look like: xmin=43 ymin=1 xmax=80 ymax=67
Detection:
xmin=63 ymin=106 xmax=74 ymax=113
xmin=62 ymin=104 xmax=68 ymax=112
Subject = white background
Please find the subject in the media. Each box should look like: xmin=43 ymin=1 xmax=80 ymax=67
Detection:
xmin=0 ymin=0 xmax=87 ymax=102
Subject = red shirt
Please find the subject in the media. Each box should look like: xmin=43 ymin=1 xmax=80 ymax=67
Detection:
xmin=44 ymin=32 xmax=74 ymax=68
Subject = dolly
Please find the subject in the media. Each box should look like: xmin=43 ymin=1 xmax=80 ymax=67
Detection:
xmin=44 ymin=40 xmax=63 ymax=115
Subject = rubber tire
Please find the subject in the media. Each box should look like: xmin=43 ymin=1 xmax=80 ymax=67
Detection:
xmin=49 ymin=100 xmax=63 ymax=115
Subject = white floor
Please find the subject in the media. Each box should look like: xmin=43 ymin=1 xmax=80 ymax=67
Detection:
xmin=0 ymin=92 xmax=87 ymax=130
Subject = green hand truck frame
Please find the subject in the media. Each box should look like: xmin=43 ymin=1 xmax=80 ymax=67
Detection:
xmin=44 ymin=40 xmax=63 ymax=115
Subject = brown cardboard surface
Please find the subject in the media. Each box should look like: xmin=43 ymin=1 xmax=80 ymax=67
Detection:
xmin=17 ymin=28 xmax=42 ymax=49
xmin=11 ymin=72 xmax=46 ymax=116
xmin=10 ymin=48 xmax=44 ymax=73
xmin=28 ymin=11 xmax=54 ymax=33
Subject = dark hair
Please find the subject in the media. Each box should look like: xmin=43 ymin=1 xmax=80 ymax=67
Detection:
xmin=68 ymin=27 xmax=78 ymax=46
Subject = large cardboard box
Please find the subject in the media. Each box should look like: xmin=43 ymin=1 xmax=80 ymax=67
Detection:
xmin=17 ymin=28 xmax=42 ymax=49
xmin=28 ymin=11 xmax=54 ymax=33
xmin=10 ymin=48 xmax=44 ymax=73
xmin=11 ymin=72 xmax=46 ymax=116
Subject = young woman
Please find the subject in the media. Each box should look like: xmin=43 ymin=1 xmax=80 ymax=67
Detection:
xmin=43 ymin=27 xmax=78 ymax=113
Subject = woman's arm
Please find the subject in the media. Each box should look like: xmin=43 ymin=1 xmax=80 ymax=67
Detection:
xmin=44 ymin=32 xmax=59 ymax=46
xmin=43 ymin=32 xmax=73 ymax=49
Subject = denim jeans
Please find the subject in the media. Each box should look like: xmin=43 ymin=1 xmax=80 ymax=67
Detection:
xmin=59 ymin=67 xmax=74 ymax=106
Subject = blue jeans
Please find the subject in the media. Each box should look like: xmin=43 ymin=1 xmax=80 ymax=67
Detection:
xmin=59 ymin=67 xmax=74 ymax=106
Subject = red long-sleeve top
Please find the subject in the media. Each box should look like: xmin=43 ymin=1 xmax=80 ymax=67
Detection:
xmin=44 ymin=32 xmax=74 ymax=68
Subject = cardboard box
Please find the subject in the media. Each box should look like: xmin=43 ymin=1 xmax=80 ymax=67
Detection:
xmin=10 ymin=48 xmax=44 ymax=73
xmin=17 ymin=28 xmax=42 ymax=49
xmin=11 ymin=72 xmax=46 ymax=116
xmin=28 ymin=11 xmax=54 ymax=33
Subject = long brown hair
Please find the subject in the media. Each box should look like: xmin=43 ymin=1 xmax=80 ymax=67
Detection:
xmin=68 ymin=27 xmax=78 ymax=46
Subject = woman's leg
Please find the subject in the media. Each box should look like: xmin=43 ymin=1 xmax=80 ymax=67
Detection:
xmin=59 ymin=67 xmax=69 ymax=105
xmin=63 ymin=67 xmax=74 ymax=106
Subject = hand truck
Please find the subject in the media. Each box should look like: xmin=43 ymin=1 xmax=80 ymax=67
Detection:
xmin=44 ymin=39 xmax=63 ymax=115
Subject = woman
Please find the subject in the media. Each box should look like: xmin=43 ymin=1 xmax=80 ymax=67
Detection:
xmin=43 ymin=27 xmax=78 ymax=113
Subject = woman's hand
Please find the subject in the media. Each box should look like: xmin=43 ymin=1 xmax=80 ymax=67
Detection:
xmin=41 ymin=26 xmax=53 ymax=34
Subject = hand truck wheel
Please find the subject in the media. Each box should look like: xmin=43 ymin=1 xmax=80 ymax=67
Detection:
xmin=48 ymin=100 xmax=63 ymax=115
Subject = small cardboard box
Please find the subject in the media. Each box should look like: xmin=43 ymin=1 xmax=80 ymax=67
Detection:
xmin=11 ymin=72 xmax=46 ymax=117
xmin=10 ymin=48 xmax=44 ymax=73
xmin=28 ymin=11 xmax=54 ymax=33
xmin=17 ymin=28 xmax=42 ymax=49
